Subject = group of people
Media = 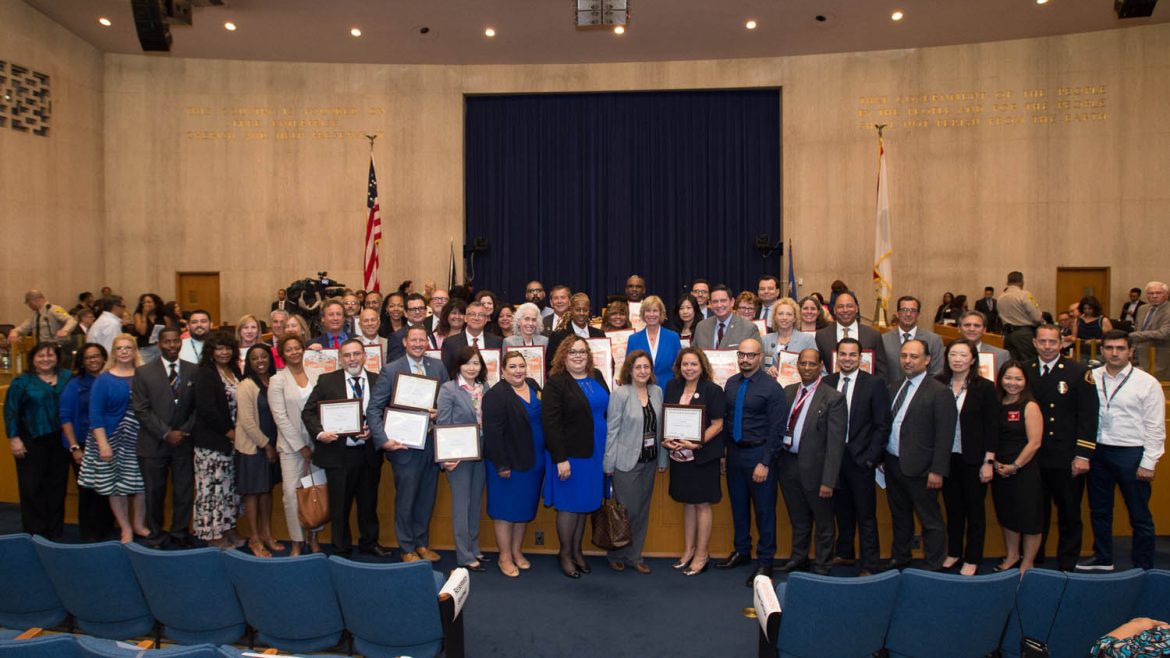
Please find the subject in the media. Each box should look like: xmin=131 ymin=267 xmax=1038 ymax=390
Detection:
xmin=4 ymin=272 xmax=1166 ymax=585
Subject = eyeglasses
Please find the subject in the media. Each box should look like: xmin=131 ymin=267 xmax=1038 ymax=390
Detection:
xmin=898 ymin=308 xmax=920 ymax=314
xmin=406 ymin=306 xmax=426 ymax=312
xmin=526 ymin=288 xmax=544 ymax=294
xmin=466 ymin=313 xmax=487 ymax=319
xmin=567 ymin=349 xmax=590 ymax=356
xmin=736 ymin=351 xmax=760 ymax=358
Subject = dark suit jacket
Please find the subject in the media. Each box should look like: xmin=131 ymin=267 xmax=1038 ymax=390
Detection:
xmin=938 ymin=374 xmax=1001 ymax=465
xmin=440 ymin=331 xmax=504 ymax=376
xmin=783 ymin=383 xmax=847 ymax=490
xmin=542 ymin=370 xmax=609 ymax=463
xmin=302 ymin=369 xmax=381 ymax=469
xmin=1026 ymin=357 xmax=1099 ymax=468
xmin=546 ymin=326 xmax=605 ymax=365
xmin=663 ymin=378 xmax=726 ymax=464
xmin=1119 ymin=299 xmax=1145 ymax=323
xmin=891 ymin=375 xmax=957 ymax=478
xmin=541 ymin=313 xmax=558 ymax=337
xmin=271 ymin=300 xmax=291 ymax=312
xmin=815 ymin=323 xmax=888 ymax=383
xmin=190 ymin=366 xmax=237 ymax=455
xmin=482 ymin=377 xmax=542 ymax=472
xmin=131 ymin=358 xmax=197 ymax=459
xmin=975 ymin=297 xmax=1000 ymax=332
xmin=822 ymin=370 xmax=891 ymax=468
xmin=387 ymin=323 xmax=433 ymax=363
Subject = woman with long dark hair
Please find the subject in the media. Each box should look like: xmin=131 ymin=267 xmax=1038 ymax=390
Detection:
xmin=191 ymin=331 xmax=244 ymax=549
xmin=132 ymin=293 xmax=178 ymax=363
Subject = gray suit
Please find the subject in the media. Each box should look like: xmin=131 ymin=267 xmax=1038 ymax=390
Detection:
xmin=367 ymin=354 xmax=449 ymax=554
xmin=761 ymin=330 xmax=817 ymax=368
xmin=881 ymin=327 xmax=945 ymax=387
xmin=977 ymin=342 xmax=1012 ymax=381
xmin=503 ymin=334 xmax=549 ymax=348
xmin=436 ymin=379 xmax=485 ymax=566
xmin=778 ymin=383 xmax=846 ymax=569
xmin=1131 ymin=303 xmax=1170 ymax=380
xmin=131 ymin=357 xmax=197 ymax=542
xmin=603 ymin=383 xmax=665 ymax=566
xmin=692 ymin=314 xmax=761 ymax=350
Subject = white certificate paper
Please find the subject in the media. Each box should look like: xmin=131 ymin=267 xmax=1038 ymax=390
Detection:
xmin=392 ymin=372 xmax=439 ymax=411
xmin=303 ymin=349 xmax=339 ymax=376
xmin=607 ymin=329 xmax=635 ymax=369
xmin=703 ymin=349 xmax=739 ymax=388
xmin=627 ymin=302 xmax=644 ymax=331
xmin=479 ymin=348 xmax=501 ymax=387
xmin=383 ymin=407 xmax=430 ymax=450
xmin=434 ymin=424 xmax=481 ymax=462
xmin=586 ymin=337 xmax=614 ymax=390
xmin=774 ymin=350 xmax=802 ymax=388
xmin=977 ymin=352 xmax=997 ymax=382
xmin=511 ymin=345 xmax=545 ymax=388
xmin=319 ymin=399 xmax=362 ymax=435
xmin=663 ymin=405 xmax=705 ymax=442
xmin=363 ymin=345 xmax=384 ymax=373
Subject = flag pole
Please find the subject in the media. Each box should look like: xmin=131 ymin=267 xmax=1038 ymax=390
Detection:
xmin=364 ymin=133 xmax=382 ymax=292
xmin=872 ymin=124 xmax=891 ymax=329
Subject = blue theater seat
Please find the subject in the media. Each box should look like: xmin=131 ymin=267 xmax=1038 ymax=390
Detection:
xmin=327 ymin=557 xmax=449 ymax=658
xmin=884 ymin=568 xmax=1019 ymax=658
xmin=0 ymin=535 xmax=66 ymax=632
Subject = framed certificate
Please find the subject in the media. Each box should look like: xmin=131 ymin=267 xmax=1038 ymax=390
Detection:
xmin=424 ymin=349 xmax=442 ymax=362
xmin=663 ymin=404 xmax=705 ymax=443
xmin=586 ymin=337 xmax=614 ymax=390
xmin=303 ymin=349 xmax=339 ymax=375
xmin=383 ymin=407 xmax=430 ymax=450
xmin=627 ymin=302 xmax=644 ymax=331
xmin=479 ymin=348 xmax=501 ymax=387
xmin=363 ymin=345 xmax=384 ymax=373
xmin=318 ymin=399 xmax=362 ymax=435
xmin=752 ymin=319 xmax=768 ymax=336
xmin=511 ymin=345 xmax=545 ymax=388
xmin=434 ymin=424 xmax=482 ymax=462
xmin=977 ymin=352 xmax=997 ymax=382
xmin=607 ymin=328 xmax=635 ymax=368
xmin=703 ymin=348 xmax=739 ymax=388
xmin=774 ymin=350 xmax=802 ymax=388
xmin=679 ymin=338 xmax=691 ymax=349
xmin=391 ymin=372 xmax=440 ymax=411
xmin=831 ymin=350 xmax=875 ymax=375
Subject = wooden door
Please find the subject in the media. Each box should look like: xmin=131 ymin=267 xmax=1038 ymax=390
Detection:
xmin=176 ymin=272 xmax=221 ymax=325
xmin=1056 ymin=267 xmax=1110 ymax=316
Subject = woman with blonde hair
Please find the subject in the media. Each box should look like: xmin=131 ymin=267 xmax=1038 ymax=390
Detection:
xmin=626 ymin=295 xmax=681 ymax=389
xmin=235 ymin=314 xmax=261 ymax=372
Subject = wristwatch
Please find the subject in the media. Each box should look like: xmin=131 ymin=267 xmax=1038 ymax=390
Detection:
xmin=69 ymin=445 xmax=81 ymax=453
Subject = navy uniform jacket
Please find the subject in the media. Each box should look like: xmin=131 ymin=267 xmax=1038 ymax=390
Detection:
xmin=1026 ymin=357 xmax=1099 ymax=469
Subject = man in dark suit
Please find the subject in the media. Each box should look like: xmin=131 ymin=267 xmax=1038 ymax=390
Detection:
xmin=693 ymin=285 xmax=761 ymax=350
xmin=367 ymin=325 xmax=450 ymax=563
xmin=270 ymin=288 xmax=291 ymax=312
xmin=815 ymin=290 xmax=888 ymax=382
xmin=974 ymin=286 xmax=1000 ymax=333
xmin=714 ymin=337 xmax=788 ymax=586
xmin=824 ymin=337 xmax=891 ymax=576
xmin=131 ymin=328 xmax=197 ymax=547
xmin=883 ymin=338 xmax=956 ymax=571
xmin=1118 ymin=287 xmax=1144 ymax=328
xmin=541 ymin=285 xmax=572 ymax=336
xmin=776 ymin=348 xmax=847 ymax=576
xmin=757 ymin=275 xmax=782 ymax=331
xmin=389 ymin=293 xmax=432 ymax=362
xmin=422 ymin=289 xmax=449 ymax=334
xmin=441 ymin=300 xmax=503 ymax=375
xmin=881 ymin=296 xmax=944 ymax=388
xmin=690 ymin=279 xmax=712 ymax=319
xmin=301 ymin=339 xmax=389 ymax=558
xmin=1028 ymin=324 xmax=1099 ymax=570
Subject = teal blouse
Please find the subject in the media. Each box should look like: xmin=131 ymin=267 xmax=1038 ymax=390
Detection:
xmin=4 ymin=369 xmax=71 ymax=439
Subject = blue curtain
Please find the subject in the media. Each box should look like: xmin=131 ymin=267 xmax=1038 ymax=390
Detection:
xmin=464 ymin=89 xmax=781 ymax=312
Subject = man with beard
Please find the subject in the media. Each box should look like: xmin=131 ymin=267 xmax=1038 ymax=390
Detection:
xmin=178 ymin=309 xmax=212 ymax=364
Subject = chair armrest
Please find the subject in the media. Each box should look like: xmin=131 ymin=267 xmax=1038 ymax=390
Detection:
xmin=439 ymin=567 xmax=470 ymax=658
xmin=753 ymin=574 xmax=781 ymax=658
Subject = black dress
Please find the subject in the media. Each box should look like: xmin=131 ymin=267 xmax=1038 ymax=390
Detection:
xmin=665 ymin=379 xmax=726 ymax=504
xmin=991 ymin=400 xmax=1044 ymax=534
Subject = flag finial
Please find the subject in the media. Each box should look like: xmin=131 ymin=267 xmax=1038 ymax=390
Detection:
xmin=874 ymin=124 xmax=886 ymax=138
xmin=366 ymin=133 xmax=378 ymax=149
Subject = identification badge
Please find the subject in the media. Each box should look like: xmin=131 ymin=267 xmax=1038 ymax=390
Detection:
xmin=1007 ymin=410 xmax=1021 ymax=422
xmin=1057 ymin=381 xmax=1069 ymax=395
xmin=643 ymin=433 xmax=656 ymax=449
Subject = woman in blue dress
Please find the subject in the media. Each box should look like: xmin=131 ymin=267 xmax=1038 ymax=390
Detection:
xmin=542 ymin=336 xmax=610 ymax=579
xmin=483 ymin=350 xmax=545 ymax=578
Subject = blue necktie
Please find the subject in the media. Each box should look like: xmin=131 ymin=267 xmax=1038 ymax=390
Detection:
xmin=732 ymin=377 xmax=750 ymax=443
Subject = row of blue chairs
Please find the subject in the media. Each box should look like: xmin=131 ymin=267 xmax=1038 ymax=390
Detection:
xmin=0 ymin=635 xmax=244 ymax=658
xmin=0 ymin=534 xmax=467 ymax=658
xmin=752 ymin=567 xmax=1169 ymax=658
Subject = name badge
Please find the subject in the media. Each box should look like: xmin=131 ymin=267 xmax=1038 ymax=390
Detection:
xmin=1007 ymin=411 xmax=1021 ymax=422
xmin=642 ymin=433 xmax=656 ymax=449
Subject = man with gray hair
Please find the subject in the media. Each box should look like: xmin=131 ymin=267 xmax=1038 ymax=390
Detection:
xmin=1130 ymin=281 xmax=1170 ymax=380
xmin=8 ymin=290 xmax=76 ymax=345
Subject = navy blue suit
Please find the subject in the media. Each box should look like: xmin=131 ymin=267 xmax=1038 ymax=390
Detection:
xmin=722 ymin=369 xmax=788 ymax=566
xmin=822 ymin=370 xmax=891 ymax=571
xmin=366 ymin=354 xmax=449 ymax=554
xmin=310 ymin=330 xmax=349 ymax=350
xmin=626 ymin=327 xmax=681 ymax=390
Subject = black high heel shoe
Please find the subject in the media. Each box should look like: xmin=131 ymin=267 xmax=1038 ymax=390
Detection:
xmin=673 ymin=554 xmax=694 ymax=570
xmin=993 ymin=558 xmax=1022 ymax=573
xmin=559 ymin=556 xmax=581 ymax=579
xmin=574 ymin=556 xmax=592 ymax=574
xmin=683 ymin=560 xmax=709 ymax=577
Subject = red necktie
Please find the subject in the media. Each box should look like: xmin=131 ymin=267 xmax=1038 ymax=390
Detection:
xmin=332 ymin=336 xmax=340 ymax=349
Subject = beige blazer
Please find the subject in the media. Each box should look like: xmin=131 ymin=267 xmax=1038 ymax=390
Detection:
xmin=268 ymin=367 xmax=320 ymax=454
xmin=234 ymin=378 xmax=270 ymax=455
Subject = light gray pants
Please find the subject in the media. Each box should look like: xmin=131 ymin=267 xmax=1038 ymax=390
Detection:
xmin=446 ymin=460 xmax=485 ymax=565
xmin=608 ymin=461 xmax=657 ymax=565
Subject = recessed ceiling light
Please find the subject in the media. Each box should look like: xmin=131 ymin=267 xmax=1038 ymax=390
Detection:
xmin=891 ymin=10 xmax=904 ymax=21
xmin=350 ymin=27 xmax=362 ymax=37
xmin=224 ymin=21 xmax=237 ymax=31
xmin=484 ymin=27 xmax=496 ymax=37
xmin=613 ymin=25 xmax=625 ymax=35
xmin=1036 ymin=0 xmax=1049 ymax=4
xmin=745 ymin=20 xmax=758 ymax=30
xmin=98 ymin=17 xmax=112 ymax=27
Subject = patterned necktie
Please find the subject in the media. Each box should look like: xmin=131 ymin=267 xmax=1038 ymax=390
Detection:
xmin=891 ymin=379 xmax=911 ymax=415
xmin=413 ymin=361 xmax=424 ymax=376
xmin=844 ymin=326 xmax=852 ymax=338
xmin=168 ymin=363 xmax=179 ymax=398
xmin=786 ymin=386 xmax=813 ymax=438
xmin=351 ymin=376 xmax=364 ymax=399
xmin=902 ymin=332 xmax=911 ymax=344
xmin=716 ymin=321 xmax=726 ymax=347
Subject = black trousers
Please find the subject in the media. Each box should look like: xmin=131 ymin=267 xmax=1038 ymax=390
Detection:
xmin=70 ymin=459 xmax=114 ymax=541
xmin=834 ymin=456 xmax=882 ymax=571
xmin=776 ymin=452 xmax=835 ymax=568
xmin=139 ymin=444 xmax=195 ymax=540
xmin=941 ymin=454 xmax=988 ymax=565
xmin=885 ymin=455 xmax=945 ymax=568
xmin=1039 ymin=466 xmax=1085 ymax=570
xmin=14 ymin=433 xmax=70 ymax=539
xmin=324 ymin=446 xmax=381 ymax=553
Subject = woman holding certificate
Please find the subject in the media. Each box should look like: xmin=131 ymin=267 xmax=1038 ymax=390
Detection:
xmin=662 ymin=346 xmax=725 ymax=576
xmin=483 ymin=351 xmax=545 ymax=578
xmin=503 ymin=303 xmax=549 ymax=350
xmin=436 ymin=346 xmax=489 ymax=572
xmin=626 ymin=295 xmax=681 ymax=390
xmin=235 ymin=345 xmax=284 ymax=558
xmin=603 ymin=350 xmax=666 ymax=574
xmin=268 ymin=334 xmax=321 ymax=556
xmin=542 ymin=336 xmax=610 ymax=579
xmin=763 ymin=298 xmax=817 ymax=376
xmin=190 ymin=332 xmax=244 ymax=549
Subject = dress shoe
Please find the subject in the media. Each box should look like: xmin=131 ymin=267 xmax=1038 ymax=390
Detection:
xmin=883 ymin=559 xmax=911 ymax=572
xmin=333 ymin=548 xmax=353 ymax=558
xmin=416 ymin=546 xmax=442 ymax=562
xmin=559 ymin=556 xmax=580 ymax=579
xmin=831 ymin=556 xmax=856 ymax=567
xmin=992 ymin=558 xmax=1021 ymax=573
xmin=574 ymin=558 xmax=592 ymax=574
xmin=142 ymin=533 xmax=166 ymax=549
xmin=361 ymin=544 xmax=396 ymax=559
xmin=401 ymin=551 xmax=421 ymax=563
xmin=716 ymin=551 xmax=752 ymax=569
xmin=476 ymin=553 xmax=493 ymax=563
xmin=673 ymin=554 xmax=694 ymax=570
xmin=608 ymin=560 xmax=626 ymax=572
xmin=778 ymin=559 xmax=809 ymax=573
xmin=459 ymin=563 xmax=487 ymax=573
xmin=746 ymin=565 xmax=773 ymax=587
xmin=170 ymin=534 xmax=198 ymax=549
xmin=514 ymin=555 xmax=531 ymax=570
xmin=497 ymin=561 xmax=520 ymax=578
xmin=632 ymin=562 xmax=651 ymax=574
xmin=683 ymin=560 xmax=709 ymax=577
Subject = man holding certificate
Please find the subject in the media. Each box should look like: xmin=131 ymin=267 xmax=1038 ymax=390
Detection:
xmin=367 ymin=325 xmax=449 ymax=563
xmin=301 ymin=339 xmax=389 ymax=558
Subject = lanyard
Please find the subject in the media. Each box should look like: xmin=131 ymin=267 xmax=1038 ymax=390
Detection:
xmin=1100 ymin=367 xmax=1134 ymax=411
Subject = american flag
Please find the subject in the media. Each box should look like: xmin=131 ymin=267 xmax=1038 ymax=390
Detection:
xmin=364 ymin=155 xmax=382 ymax=292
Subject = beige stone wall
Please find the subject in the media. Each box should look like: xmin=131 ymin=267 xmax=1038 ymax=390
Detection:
xmin=8 ymin=13 xmax=1170 ymax=323
xmin=0 ymin=1 xmax=104 ymax=322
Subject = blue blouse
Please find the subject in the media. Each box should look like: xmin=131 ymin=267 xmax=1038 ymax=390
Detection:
xmin=89 ymin=371 xmax=134 ymax=435
xmin=59 ymin=372 xmax=97 ymax=446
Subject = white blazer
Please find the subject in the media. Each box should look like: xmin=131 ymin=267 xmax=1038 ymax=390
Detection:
xmin=268 ymin=367 xmax=320 ymax=454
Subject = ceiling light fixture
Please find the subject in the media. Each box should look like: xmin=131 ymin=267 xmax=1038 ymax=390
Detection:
xmin=891 ymin=10 xmax=904 ymax=21
xmin=576 ymin=0 xmax=629 ymax=32
xmin=745 ymin=20 xmax=758 ymax=30
xmin=98 ymin=17 xmax=112 ymax=27
xmin=613 ymin=25 xmax=625 ymax=35
xmin=350 ymin=27 xmax=362 ymax=37
xmin=1036 ymin=0 xmax=1049 ymax=4
xmin=484 ymin=27 xmax=496 ymax=37
xmin=224 ymin=21 xmax=237 ymax=31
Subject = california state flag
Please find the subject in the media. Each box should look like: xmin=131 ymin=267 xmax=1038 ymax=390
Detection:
xmin=872 ymin=138 xmax=893 ymax=315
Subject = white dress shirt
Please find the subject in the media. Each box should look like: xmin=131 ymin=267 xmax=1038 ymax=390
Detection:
xmin=888 ymin=371 xmax=926 ymax=457
xmin=835 ymin=321 xmax=860 ymax=344
xmin=464 ymin=329 xmax=487 ymax=350
xmin=344 ymin=370 xmax=370 ymax=447
xmin=897 ymin=326 xmax=918 ymax=344
xmin=785 ymin=379 xmax=821 ymax=453
xmin=1092 ymin=364 xmax=1166 ymax=470
xmin=179 ymin=336 xmax=204 ymax=365
xmin=571 ymin=323 xmax=591 ymax=339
